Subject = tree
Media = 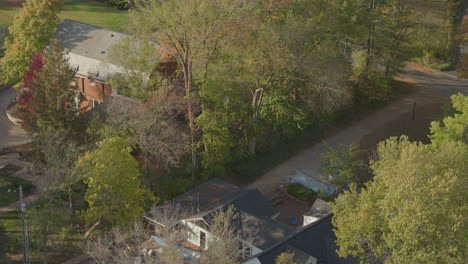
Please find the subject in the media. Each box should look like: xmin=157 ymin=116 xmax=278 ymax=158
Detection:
xmin=93 ymin=96 xmax=188 ymax=190
xmin=199 ymin=206 xmax=243 ymax=264
xmin=77 ymin=137 xmax=154 ymax=227
xmin=129 ymin=0 xmax=253 ymax=181
xmin=275 ymin=252 xmax=299 ymax=264
xmin=29 ymin=201 xmax=69 ymax=264
xmin=28 ymin=41 xmax=79 ymax=131
xmin=33 ymin=127 xmax=83 ymax=212
xmin=332 ymin=137 xmax=467 ymax=263
xmin=321 ymin=143 xmax=370 ymax=186
xmin=429 ymin=93 xmax=467 ymax=146
xmin=0 ymin=0 xmax=62 ymax=85
xmin=17 ymin=52 xmax=44 ymax=131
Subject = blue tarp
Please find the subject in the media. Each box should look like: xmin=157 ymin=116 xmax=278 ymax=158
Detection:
xmin=289 ymin=170 xmax=336 ymax=196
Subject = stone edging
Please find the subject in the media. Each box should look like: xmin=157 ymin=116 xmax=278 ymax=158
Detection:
xmin=5 ymin=101 xmax=24 ymax=127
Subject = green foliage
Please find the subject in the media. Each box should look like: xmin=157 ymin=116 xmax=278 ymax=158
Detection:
xmin=77 ymin=137 xmax=156 ymax=227
xmin=275 ymin=252 xmax=299 ymax=264
xmin=321 ymin=143 xmax=370 ymax=186
xmin=429 ymin=93 xmax=467 ymax=146
xmin=287 ymin=182 xmax=317 ymax=201
xmin=153 ymin=177 xmax=191 ymax=202
xmin=429 ymin=62 xmax=452 ymax=71
xmin=107 ymin=36 xmax=165 ymax=102
xmin=103 ymin=0 xmax=130 ymax=10
xmin=0 ymin=165 xmax=32 ymax=206
xmin=333 ymin=134 xmax=467 ymax=263
xmin=28 ymin=42 xmax=79 ymax=132
xmin=0 ymin=0 xmax=62 ymax=85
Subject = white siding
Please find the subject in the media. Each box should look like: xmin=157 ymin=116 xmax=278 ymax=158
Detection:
xmin=303 ymin=215 xmax=320 ymax=227
xmin=242 ymin=258 xmax=262 ymax=264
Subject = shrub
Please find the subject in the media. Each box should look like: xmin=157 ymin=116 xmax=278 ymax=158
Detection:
xmin=287 ymin=182 xmax=316 ymax=201
xmin=105 ymin=0 xmax=130 ymax=9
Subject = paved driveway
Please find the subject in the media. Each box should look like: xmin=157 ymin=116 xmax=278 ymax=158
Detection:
xmin=0 ymin=86 xmax=30 ymax=148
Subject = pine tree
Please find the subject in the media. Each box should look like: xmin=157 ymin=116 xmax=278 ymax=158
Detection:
xmin=29 ymin=41 xmax=78 ymax=131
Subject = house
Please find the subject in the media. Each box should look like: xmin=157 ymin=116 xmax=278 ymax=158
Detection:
xmin=144 ymin=178 xmax=292 ymax=260
xmin=55 ymin=19 xmax=176 ymax=111
xmin=55 ymin=19 xmax=127 ymax=110
xmin=242 ymin=215 xmax=358 ymax=264
xmin=303 ymin=199 xmax=332 ymax=227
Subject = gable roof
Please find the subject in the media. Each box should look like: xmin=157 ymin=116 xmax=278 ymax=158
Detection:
xmin=304 ymin=199 xmax=332 ymax=219
xmin=246 ymin=215 xmax=358 ymax=264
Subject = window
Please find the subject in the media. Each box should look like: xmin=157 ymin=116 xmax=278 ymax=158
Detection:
xmin=200 ymin=231 xmax=206 ymax=249
xmin=92 ymin=99 xmax=101 ymax=108
xmin=238 ymin=241 xmax=252 ymax=259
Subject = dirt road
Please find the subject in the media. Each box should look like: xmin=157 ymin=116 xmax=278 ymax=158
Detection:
xmin=248 ymin=63 xmax=468 ymax=197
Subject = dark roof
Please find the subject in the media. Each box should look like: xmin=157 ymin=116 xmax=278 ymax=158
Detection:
xmin=304 ymin=199 xmax=332 ymax=218
xmin=145 ymin=179 xmax=244 ymax=224
xmin=249 ymin=215 xmax=358 ymax=264
xmin=231 ymin=189 xmax=278 ymax=218
xmin=173 ymin=178 xmax=243 ymax=213
xmin=239 ymin=211 xmax=292 ymax=250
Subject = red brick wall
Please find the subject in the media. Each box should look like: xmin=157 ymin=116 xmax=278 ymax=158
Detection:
xmin=76 ymin=76 xmax=111 ymax=111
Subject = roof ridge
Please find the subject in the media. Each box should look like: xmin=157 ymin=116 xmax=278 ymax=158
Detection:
xmin=244 ymin=214 xmax=334 ymax=262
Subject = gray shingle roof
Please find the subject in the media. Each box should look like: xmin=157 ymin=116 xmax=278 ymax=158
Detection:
xmin=304 ymin=199 xmax=332 ymax=218
xmin=248 ymin=215 xmax=359 ymax=264
xmin=55 ymin=19 xmax=129 ymax=63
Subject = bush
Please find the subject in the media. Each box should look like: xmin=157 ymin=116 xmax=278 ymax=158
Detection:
xmin=287 ymin=182 xmax=316 ymax=201
xmin=430 ymin=62 xmax=452 ymax=71
xmin=105 ymin=0 xmax=130 ymax=9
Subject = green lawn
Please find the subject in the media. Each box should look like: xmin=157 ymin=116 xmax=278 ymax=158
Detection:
xmin=0 ymin=165 xmax=32 ymax=207
xmin=0 ymin=0 xmax=129 ymax=32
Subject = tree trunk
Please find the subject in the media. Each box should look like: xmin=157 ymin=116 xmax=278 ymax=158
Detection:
xmin=43 ymin=226 xmax=48 ymax=264
xmin=68 ymin=185 xmax=73 ymax=213
xmin=249 ymin=89 xmax=263 ymax=156
xmin=184 ymin=48 xmax=198 ymax=183
xmin=363 ymin=0 xmax=377 ymax=78
xmin=83 ymin=220 xmax=101 ymax=240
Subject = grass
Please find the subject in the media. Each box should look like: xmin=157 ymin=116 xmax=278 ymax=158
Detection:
xmin=0 ymin=0 xmax=129 ymax=32
xmin=287 ymin=182 xmax=317 ymax=201
xmin=429 ymin=62 xmax=452 ymax=71
xmin=0 ymin=165 xmax=32 ymax=206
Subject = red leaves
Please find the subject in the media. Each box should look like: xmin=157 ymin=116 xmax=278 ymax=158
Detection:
xmin=23 ymin=52 xmax=44 ymax=90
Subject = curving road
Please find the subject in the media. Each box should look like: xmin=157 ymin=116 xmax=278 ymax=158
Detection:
xmin=0 ymin=86 xmax=31 ymax=148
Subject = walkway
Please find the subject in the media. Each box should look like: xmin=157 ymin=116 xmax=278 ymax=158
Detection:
xmin=0 ymin=86 xmax=30 ymax=149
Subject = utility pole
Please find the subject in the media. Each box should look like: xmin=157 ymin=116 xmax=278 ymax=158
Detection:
xmin=19 ymin=185 xmax=30 ymax=264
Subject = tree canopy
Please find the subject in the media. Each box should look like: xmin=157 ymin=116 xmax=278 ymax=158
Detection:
xmin=332 ymin=94 xmax=468 ymax=263
xmin=77 ymin=137 xmax=155 ymax=227
xmin=1 ymin=0 xmax=62 ymax=85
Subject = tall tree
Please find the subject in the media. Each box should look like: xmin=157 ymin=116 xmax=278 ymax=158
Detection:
xmin=429 ymin=93 xmax=467 ymax=146
xmin=77 ymin=137 xmax=154 ymax=227
xmin=29 ymin=41 xmax=79 ymax=131
xmin=129 ymin=0 xmax=253 ymax=181
xmin=332 ymin=136 xmax=467 ymax=263
xmin=0 ymin=0 xmax=62 ymax=85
